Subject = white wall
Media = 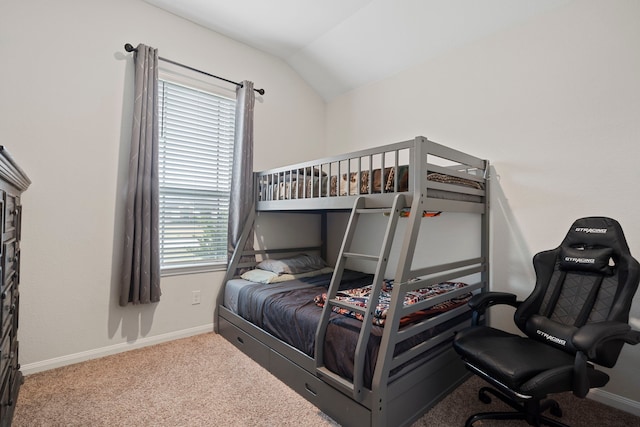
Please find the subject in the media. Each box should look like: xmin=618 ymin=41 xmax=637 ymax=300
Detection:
xmin=326 ymin=0 xmax=640 ymax=410
xmin=0 ymin=0 xmax=325 ymax=370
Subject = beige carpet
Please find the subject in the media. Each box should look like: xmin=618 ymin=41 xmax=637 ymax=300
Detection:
xmin=13 ymin=332 xmax=640 ymax=426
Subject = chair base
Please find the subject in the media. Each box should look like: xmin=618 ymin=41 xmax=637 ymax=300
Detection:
xmin=466 ymin=386 xmax=568 ymax=427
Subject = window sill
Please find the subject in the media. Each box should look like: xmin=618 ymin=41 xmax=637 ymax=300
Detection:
xmin=161 ymin=264 xmax=227 ymax=277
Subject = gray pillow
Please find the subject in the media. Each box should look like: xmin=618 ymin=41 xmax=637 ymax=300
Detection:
xmin=257 ymin=254 xmax=326 ymax=275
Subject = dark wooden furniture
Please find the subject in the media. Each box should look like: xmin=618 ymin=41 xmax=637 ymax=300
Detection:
xmin=0 ymin=147 xmax=30 ymax=426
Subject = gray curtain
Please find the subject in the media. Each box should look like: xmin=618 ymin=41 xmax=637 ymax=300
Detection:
xmin=120 ymin=44 xmax=161 ymax=306
xmin=228 ymin=81 xmax=255 ymax=262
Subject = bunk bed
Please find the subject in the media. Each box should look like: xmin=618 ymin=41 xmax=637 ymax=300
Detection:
xmin=216 ymin=136 xmax=490 ymax=427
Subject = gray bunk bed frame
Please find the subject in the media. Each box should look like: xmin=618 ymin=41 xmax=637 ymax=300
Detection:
xmin=215 ymin=136 xmax=490 ymax=427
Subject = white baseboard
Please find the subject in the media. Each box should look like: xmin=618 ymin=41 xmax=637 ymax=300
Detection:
xmin=21 ymin=324 xmax=214 ymax=376
xmin=588 ymin=388 xmax=640 ymax=417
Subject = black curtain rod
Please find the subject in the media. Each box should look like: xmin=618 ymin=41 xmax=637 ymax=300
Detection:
xmin=124 ymin=43 xmax=265 ymax=95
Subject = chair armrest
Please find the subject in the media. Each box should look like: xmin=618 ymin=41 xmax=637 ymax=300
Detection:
xmin=572 ymin=321 xmax=640 ymax=354
xmin=468 ymin=291 xmax=519 ymax=312
xmin=468 ymin=292 xmax=520 ymax=325
xmin=572 ymin=323 xmax=640 ymax=397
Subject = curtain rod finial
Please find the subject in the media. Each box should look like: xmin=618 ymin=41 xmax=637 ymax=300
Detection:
xmin=124 ymin=43 xmax=136 ymax=53
xmin=257 ymin=88 xmax=265 ymax=95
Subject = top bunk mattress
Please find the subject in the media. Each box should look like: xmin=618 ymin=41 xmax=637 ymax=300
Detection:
xmin=254 ymin=137 xmax=487 ymax=211
xmin=260 ymin=168 xmax=483 ymax=202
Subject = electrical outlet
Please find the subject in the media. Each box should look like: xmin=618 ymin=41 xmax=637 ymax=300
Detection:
xmin=192 ymin=290 xmax=201 ymax=305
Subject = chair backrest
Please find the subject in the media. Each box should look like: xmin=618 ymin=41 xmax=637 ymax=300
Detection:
xmin=514 ymin=217 xmax=640 ymax=367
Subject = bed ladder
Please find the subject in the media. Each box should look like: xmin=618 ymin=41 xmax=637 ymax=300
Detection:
xmin=315 ymin=193 xmax=406 ymax=401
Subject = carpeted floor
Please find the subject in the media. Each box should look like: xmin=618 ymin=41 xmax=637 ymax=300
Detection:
xmin=13 ymin=333 xmax=640 ymax=426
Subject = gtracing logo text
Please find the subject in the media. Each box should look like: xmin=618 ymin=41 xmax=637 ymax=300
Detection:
xmin=537 ymin=330 xmax=567 ymax=346
xmin=564 ymin=257 xmax=596 ymax=264
xmin=574 ymin=227 xmax=607 ymax=234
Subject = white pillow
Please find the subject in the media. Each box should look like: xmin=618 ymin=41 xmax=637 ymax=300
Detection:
xmin=240 ymin=269 xmax=278 ymax=284
xmin=240 ymin=267 xmax=333 ymax=284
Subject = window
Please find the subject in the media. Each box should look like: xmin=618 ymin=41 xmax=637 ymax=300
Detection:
xmin=157 ymin=78 xmax=236 ymax=274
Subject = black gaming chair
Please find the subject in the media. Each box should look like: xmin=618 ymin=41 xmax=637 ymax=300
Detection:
xmin=453 ymin=217 xmax=640 ymax=427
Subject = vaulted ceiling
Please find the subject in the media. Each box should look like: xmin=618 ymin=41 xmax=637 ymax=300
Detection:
xmin=144 ymin=0 xmax=569 ymax=101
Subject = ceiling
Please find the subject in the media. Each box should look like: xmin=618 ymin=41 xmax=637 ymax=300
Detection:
xmin=144 ymin=0 xmax=569 ymax=101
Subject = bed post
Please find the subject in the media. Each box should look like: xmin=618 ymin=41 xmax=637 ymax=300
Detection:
xmin=481 ymin=160 xmax=491 ymax=312
xmin=394 ymin=136 xmax=426 ymax=284
xmin=368 ymin=137 xmax=428 ymax=426
xmin=214 ymin=203 xmax=256 ymax=333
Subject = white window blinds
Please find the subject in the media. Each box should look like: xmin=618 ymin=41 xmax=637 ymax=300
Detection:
xmin=158 ymin=79 xmax=236 ymax=272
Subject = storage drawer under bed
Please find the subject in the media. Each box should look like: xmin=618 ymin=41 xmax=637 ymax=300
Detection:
xmin=218 ymin=316 xmax=270 ymax=370
xmin=269 ymin=349 xmax=371 ymax=427
xmin=218 ymin=313 xmax=372 ymax=426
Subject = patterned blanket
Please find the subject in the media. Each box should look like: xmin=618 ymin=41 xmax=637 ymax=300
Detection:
xmin=314 ymin=281 xmax=471 ymax=326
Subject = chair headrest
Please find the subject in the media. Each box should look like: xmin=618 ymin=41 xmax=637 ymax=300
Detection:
xmin=559 ymin=217 xmax=630 ymax=274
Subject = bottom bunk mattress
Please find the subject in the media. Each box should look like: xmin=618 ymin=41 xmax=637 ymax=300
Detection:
xmin=224 ymin=270 xmax=472 ymax=388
